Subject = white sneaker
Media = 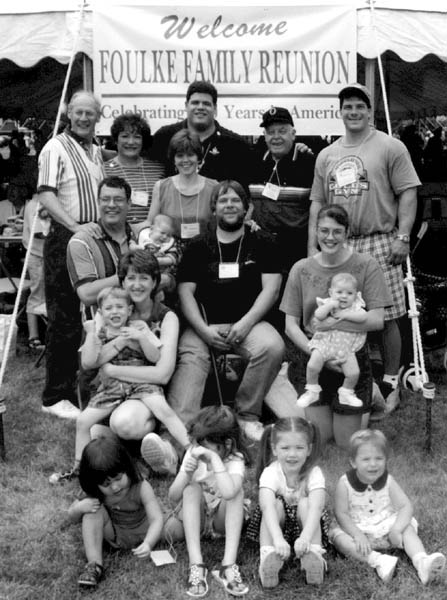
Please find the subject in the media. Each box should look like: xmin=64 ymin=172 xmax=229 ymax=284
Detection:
xmin=375 ymin=553 xmax=398 ymax=583
xmin=300 ymin=547 xmax=327 ymax=585
xmin=297 ymin=389 xmax=320 ymax=408
xmin=237 ymin=419 xmax=264 ymax=442
xmin=259 ymin=549 xmax=283 ymax=588
xmin=338 ymin=387 xmax=363 ymax=408
xmin=140 ymin=433 xmax=178 ymax=476
xmin=416 ymin=552 xmax=446 ymax=585
xmin=41 ymin=400 xmax=80 ymax=420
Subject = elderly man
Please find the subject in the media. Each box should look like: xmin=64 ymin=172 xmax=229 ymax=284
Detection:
xmin=67 ymin=176 xmax=135 ymax=310
xmin=249 ymin=107 xmax=316 ymax=273
xmin=151 ymin=80 xmax=251 ymax=188
xmin=38 ymin=90 xmax=104 ymax=419
xmin=308 ymin=83 xmax=420 ymax=414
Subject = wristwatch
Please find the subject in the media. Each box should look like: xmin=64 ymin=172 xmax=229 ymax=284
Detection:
xmin=396 ymin=233 xmax=410 ymax=243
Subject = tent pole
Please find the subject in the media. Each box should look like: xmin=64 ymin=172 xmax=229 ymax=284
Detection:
xmin=83 ymin=55 xmax=94 ymax=92
xmin=365 ymin=58 xmax=375 ymax=125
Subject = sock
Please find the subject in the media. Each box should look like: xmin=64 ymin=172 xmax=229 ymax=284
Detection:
xmin=260 ymin=545 xmax=276 ymax=560
xmin=383 ymin=374 xmax=398 ymax=389
xmin=305 ymin=383 xmax=322 ymax=392
xmin=367 ymin=550 xmax=382 ymax=568
xmin=412 ymin=551 xmax=426 ymax=569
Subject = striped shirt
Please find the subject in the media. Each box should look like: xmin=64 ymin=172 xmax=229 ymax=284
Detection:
xmin=37 ymin=131 xmax=104 ymax=224
xmin=104 ymin=157 xmax=165 ymax=223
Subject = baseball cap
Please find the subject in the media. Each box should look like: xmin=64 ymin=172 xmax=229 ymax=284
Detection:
xmin=338 ymin=83 xmax=371 ymax=108
xmin=260 ymin=107 xmax=294 ymax=128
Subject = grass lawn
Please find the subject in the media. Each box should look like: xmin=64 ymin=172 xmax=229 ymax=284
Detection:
xmin=1 ymin=342 xmax=447 ymax=600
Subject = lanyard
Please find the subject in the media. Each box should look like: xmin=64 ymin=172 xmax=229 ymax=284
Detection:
xmin=117 ymin=159 xmax=149 ymax=191
xmin=267 ymin=160 xmax=281 ymax=186
xmin=217 ymin=234 xmax=244 ymax=264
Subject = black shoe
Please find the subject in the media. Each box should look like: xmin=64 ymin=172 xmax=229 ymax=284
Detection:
xmin=78 ymin=562 xmax=103 ymax=587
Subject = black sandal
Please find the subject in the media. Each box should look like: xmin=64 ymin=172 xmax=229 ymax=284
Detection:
xmin=28 ymin=338 xmax=45 ymax=350
xmin=211 ymin=563 xmax=249 ymax=596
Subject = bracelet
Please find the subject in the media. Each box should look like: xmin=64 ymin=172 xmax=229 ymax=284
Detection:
xmin=214 ymin=469 xmax=227 ymax=474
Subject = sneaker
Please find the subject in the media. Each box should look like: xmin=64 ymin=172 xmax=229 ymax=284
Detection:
xmin=140 ymin=433 xmax=178 ymax=475
xmin=237 ymin=419 xmax=264 ymax=442
xmin=259 ymin=549 xmax=283 ymax=588
xmin=41 ymin=400 xmax=81 ymax=420
xmin=416 ymin=552 xmax=446 ymax=585
xmin=78 ymin=561 xmax=103 ymax=587
xmin=297 ymin=388 xmax=320 ymax=408
xmin=300 ymin=547 xmax=326 ymax=585
xmin=338 ymin=387 xmax=363 ymax=408
xmin=49 ymin=466 xmax=79 ymax=484
xmin=369 ymin=382 xmax=387 ymax=422
xmin=375 ymin=553 xmax=398 ymax=583
xmin=379 ymin=382 xmax=400 ymax=414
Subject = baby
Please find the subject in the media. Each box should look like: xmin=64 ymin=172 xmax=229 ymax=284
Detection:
xmin=136 ymin=214 xmax=179 ymax=292
xmin=297 ymin=272 xmax=367 ymax=409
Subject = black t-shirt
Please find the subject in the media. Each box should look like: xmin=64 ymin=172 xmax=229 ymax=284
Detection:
xmin=151 ymin=119 xmax=252 ymax=189
xmin=177 ymin=225 xmax=281 ymax=323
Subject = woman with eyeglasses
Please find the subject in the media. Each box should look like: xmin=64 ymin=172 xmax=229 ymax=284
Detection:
xmin=280 ymin=204 xmax=391 ymax=448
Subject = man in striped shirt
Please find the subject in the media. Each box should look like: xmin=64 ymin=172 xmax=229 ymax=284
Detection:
xmin=38 ymin=91 xmax=104 ymax=419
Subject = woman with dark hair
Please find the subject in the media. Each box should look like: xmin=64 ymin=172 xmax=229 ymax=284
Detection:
xmin=144 ymin=129 xmax=218 ymax=245
xmin=95 ymin=249 xmax=183 ymax=475
xmin=280 ymin=204 xmax=391 ymax=448
xmin=104 ymin=113 xmax=165 ymax=223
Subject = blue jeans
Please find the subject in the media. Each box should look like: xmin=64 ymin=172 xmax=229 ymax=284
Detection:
xmin=167 ymin=321 xmax=285 ymax=424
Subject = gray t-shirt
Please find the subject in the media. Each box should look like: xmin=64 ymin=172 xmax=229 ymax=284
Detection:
xmin=310 ymin=129 xmax=420 ymax=236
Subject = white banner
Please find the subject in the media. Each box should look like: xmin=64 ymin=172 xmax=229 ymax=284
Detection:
xmin=93 ymin=3 xmax=357 ymax=136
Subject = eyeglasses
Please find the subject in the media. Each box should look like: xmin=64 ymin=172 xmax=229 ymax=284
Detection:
xmin=99 ymin=196 xmax=127 ymax=205
xmin=317 ymin=227 xmax=346 ymax=239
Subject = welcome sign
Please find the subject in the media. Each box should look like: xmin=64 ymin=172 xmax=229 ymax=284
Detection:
xmin=93 ymin=2 xmax=357 ymax=135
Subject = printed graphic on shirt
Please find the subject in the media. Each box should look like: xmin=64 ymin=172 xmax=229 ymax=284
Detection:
xmin=328 ymin=155 xmax=370 ymax=199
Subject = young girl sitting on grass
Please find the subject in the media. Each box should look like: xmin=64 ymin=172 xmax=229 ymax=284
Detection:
xmin=68 ymin=437 xmax=163 ymax=588
xmin=164 ymin=405 xmax=251 ymax=597
xmin=332 ymin=429 xmax=446 ymax=584
xmin=247 ymin=417 xmax=328 ymax=588
xmin=50 ymin=285 xmax=188 ymax=483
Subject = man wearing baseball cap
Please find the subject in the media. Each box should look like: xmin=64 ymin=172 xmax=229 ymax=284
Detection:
xmin=249 ymin=106 xmax=316 ymax=273
xmin=308 ymin=82 xmax=421 ymax=416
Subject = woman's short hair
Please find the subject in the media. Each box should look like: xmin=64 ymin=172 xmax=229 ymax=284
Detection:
xmin=210 ymin=180 xmax=249 ymax=212
xmin=110 ymin=113 xmax=152 ymax=151
xmin=316 ymin=203 xmax=350 ymax=231
xmin=118 ymin=249 xmax=161 ymax=295
xmin=167 ymin=129 xmax=203 ymax=164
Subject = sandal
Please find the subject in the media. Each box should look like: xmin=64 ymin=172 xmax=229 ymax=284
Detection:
xmin=28 ymin=338 xmax=45 ymax=350
xmin=186 ymin=564 xmax=208 ymax=598
xmin=211 ymin=564 xmax=249 ymax=596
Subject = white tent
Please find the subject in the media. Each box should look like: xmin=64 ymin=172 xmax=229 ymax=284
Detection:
xmin=0 ymin=1 xmax=446 ymax=121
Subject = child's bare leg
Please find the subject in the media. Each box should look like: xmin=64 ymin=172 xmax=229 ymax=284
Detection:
xmin=297 ymin=496 xmax=322 ymax=547
xmin=341 ymin=354 xmax=360 ymax=390
xmin=306 ymin=350 xmax=325 ymax=385
xmin=258 ymin=499 xmax=286 ymax=588
xmin=259 ymin=498 xmax=285 ymax=547
xmin=400 ymin=523 xmax=425 ymax=559
xmin=182 ymin=483 xmax=204 ymax=564
xmin=333 ymin=532 xmax=369 ymax=563
xmin=82 ymin=505 xmax=113 ymax=566
xmin=213 ymin=489 xmax=245 ymax=565
xmin=76 ymin=407 xmax=114 ymax=464
xmin=141 ymin=393 xmax=189 ymax=448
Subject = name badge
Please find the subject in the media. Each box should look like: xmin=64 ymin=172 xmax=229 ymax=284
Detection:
xmin=262 ymin=182 xmax=281 ymax=201
xmin=132 ymin=191 xmax=148 ymax=207
xmin=336 ymin=167 xmax=356 ymax=187
xmin=181 ymin=222 xmax=200 ymax=239
xmin=219 ymin=263 xmax=239 ymax=279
